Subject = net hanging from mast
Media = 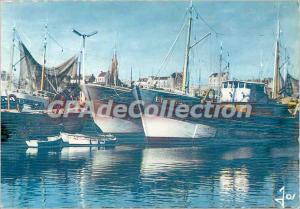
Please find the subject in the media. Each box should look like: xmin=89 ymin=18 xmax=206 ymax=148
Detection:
xmin=18 ymin=41 xmax=79 ymax=95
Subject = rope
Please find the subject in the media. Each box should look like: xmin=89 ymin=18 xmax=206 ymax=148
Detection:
xmin=192 ymin=7 xmax=219 ymax=35
xmin=155 ymin=9 xmax=188 ymax=77
xmin=47 ymin=32 xmax=64 ymax=53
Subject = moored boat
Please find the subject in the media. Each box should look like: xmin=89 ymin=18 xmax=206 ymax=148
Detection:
xmin=132 ymin=1 xmax=218 ymax=139
xmin=1 ymin=27 xmax=88 ymax=140
xmin=60 ymin=132 xmax=117 ymax=146
xmin=81 ymin=50 xmax=143 ymax=134
xmin=132 ymin=1 xmax=298 ymax=140
xmin=82 ymin=84 xmax=143 ymax=134
xmin=26 ymin=136 xmax=63 ymax=148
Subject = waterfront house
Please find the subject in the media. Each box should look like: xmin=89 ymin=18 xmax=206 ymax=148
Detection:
xmin=208 ymin=72 xmax=229 ymax=92
xmin=96 ymin=71 xmax=109 ymax=85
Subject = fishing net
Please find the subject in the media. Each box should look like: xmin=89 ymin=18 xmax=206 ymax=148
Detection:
xmin=18 ymin=41 xmax=79 ymax=95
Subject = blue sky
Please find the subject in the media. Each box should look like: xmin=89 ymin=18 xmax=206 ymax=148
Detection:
xmin=1 ymin=1 xmax=299 ymax=85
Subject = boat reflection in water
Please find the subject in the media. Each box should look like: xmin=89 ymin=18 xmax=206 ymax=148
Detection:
xmin=1 ymin=136 xmax=299 ymax=208
xmin=219 ymin=168 xmax=249 ymax=204
xmin=141 ymin=147 xmax=203 ymax=175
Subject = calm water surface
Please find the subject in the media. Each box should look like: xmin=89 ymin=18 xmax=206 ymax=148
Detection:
xmin=1 ymin=134 xmax=299 ymax=208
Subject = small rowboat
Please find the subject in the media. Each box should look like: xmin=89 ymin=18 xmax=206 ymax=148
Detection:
xmin=26 ymin=136 xmax=63 ymax=148
xmin=60 ymin=132 xmax=117 ymax=146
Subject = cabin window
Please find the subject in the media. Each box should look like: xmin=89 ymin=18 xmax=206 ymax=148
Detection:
xmin=223 ymin=82 xmax=228 ymax=88
xmin=228 ymin=81 xmax=233 ymax=88
xmin=233 ymin=81 xmax=238 ymax=88
xmin=239 ymin=82 xmax=245 ymax=88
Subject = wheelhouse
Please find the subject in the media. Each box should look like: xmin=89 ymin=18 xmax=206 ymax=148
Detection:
xmin=220 ymin=80 xmax=268 ymax=103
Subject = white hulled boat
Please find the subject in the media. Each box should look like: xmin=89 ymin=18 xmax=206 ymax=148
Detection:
xmin=133 ymin=2 xmax=296 ymax=139
xmin=133 ymin=1 xmax=217 ymax=139
xmin=82 ymin=51 xmax=143 ymax=134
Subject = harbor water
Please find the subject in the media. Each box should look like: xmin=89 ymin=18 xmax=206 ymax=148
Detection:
xmin=1 ymin=131 xmax=299 ymax=208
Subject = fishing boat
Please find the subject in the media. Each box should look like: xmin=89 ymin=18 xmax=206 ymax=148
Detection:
xmin=133 ymin=1 xmax=218 ymax=139
xmin=26 ymin=136 xmax=63 ymax=148
xmin=60 ymin=132 xmax=117 ymax=146
xmin=133 ymin=1 xmax=297 ymax=139
xmin=82 ymin=84 xmax=143 ymax=134
xmin=218 ymin=80 xmax=290 ymax=117
xmin=1 ymin=26 xmax=87 ymax=139
xmin=82 ymin=51 xmax=143 ymax=134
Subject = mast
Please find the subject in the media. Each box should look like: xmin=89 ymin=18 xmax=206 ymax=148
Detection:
xmin=81 ymin=36 xmax=86 ymax=85
xmin=40 ymin=24 xmax=47 ymax=91
xmin=181 ymin=1 xmax=193 ymax=94
xmin=130 ymin=66 xmax=133 ymax=88
xmin=272 ymin=19 xmax=280 ymax=99
xmin=218 ymin=42 xmax=223 ymax=98
xmin=259 ymin=51 xmax=263 ymax=82
xmin=8 ymin=27 xmax=16 ymax=91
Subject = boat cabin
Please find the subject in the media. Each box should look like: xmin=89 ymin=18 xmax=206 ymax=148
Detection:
xmin=220 ymin=80 xmax=268 ymax=103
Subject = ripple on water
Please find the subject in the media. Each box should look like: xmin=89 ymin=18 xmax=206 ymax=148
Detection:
xmin=1 ymin=134 xmax=299 ymax=208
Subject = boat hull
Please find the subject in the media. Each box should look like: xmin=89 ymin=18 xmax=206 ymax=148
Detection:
xmin=60 ymin=132 xmax=117 ymax=146
xmin=141 ymin=115 xmax=216 ymax=138
xmin=1 ymin=110 xmax=87 ymax=139
xmin=134 ymin=87 xmax=298 ymax=139
xmin=26 ymin=138 xmax=63 ymax=148
xmin=82 ymin=84 xmax=143 ymax=134
xmin=134 ymin=87 xmax=217 ymax=139
xmin=1 ymin=91 xmax=49 ymax=110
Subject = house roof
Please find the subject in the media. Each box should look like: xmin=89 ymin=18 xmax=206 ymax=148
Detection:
xmin=209 ymin=72 xmax=228 ymax=78
xmin=138 ymin=78 xmax=148 ymax=82
xmin=153 ymin=76 xmax=169 ymax=80
xmin=98 ymin=71 xmax=107 ymax=77
xmin=170 ymin=72 xmax=183 ymax=78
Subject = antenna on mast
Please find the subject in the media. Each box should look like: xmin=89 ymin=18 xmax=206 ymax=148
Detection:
xmin=8 ymin=26 xmax=16 ymax=91
xmin=259 ymin=51 xmax=263 ymax=82
xmin=130 ymin=66 xmax=133 ymax=88
xmin=40 ymin=24 xmax=48 ymax=91
xmin=218 ymin=41 xmax=223 ymax=99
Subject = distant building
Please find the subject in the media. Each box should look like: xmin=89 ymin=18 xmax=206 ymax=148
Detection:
xmin=1 ymin=71 xmax=10 ymax=81
xmin=135 ymin=72 xmax=184 ymax=90
xmin=169 ymin=72 xmax=183 ymax=90
xmin=96 ymin=71 xmax=109 ymax=85
xmin=84 ymin=74 xmax=96 ymax=84
xmin=92 ymin=51 xmax=122 ymax=86
xmin=208 ymin=72 xmax=229 ymax=91
xmin=151 ymin=76 xmax=170 ymax=89
xmin=190 ymin=85 xmax=210 ymax=96
xmin=135 ymin=77 xmax=149 ymax=88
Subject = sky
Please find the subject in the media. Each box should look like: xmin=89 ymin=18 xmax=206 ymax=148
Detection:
xmin=1 ymin=0 xmax=299 ymax=85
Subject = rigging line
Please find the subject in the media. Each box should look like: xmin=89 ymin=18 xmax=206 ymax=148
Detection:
xmin=192 ymin=7 xmax=219 ymax=36
xmin=155 ymin=9 xmax=188 ymax=77
xmin=156 ymin=22 xmax=186 ymax=77
xmin=12 ymin=56 xmax=26 ymax=68
xmin=47 ymin=32 xmax=64 ymax=53
xmin=45 ymin=76 xmax=58 ymax=94
xmin=189 ymin=32 xmax=211 ymax=49
xmin=16 ymin=28 xmax=32 ymax=48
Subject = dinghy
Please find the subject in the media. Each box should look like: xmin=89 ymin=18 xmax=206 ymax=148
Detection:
xmin=26 ymin=136 xmax=63 ymax=148
xmin=60 ymin=132 xmax=117 ymax=146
